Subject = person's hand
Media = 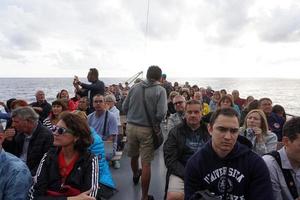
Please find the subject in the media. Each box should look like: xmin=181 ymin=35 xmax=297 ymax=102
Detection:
xmin=67 ymin=190 xmax=96 ymax=200
xmin=0 ymin=101 xmax=5 ymax=107
xmin=32 ymin=106 xmax=43 ymax=113
xmin=253 ymin=127 xmax=263 ymax=143
xmin=4 ymin=128 xmax=16 ymax=141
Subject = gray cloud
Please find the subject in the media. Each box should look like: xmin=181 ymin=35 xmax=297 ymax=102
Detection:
xmin=195 ymin=0 xmax=253 ymax=45
xmin=256 ymin=5 xmax=300 ymax=42
xmin=123 ymin=0 xmax=186 ymax=40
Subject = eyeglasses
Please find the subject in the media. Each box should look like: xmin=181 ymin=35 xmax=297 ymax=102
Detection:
xmin=174 ymin=101 xmax=184 ymax=105
xmin=186 ymin=110 xmax=201 ymax=115
xmin=51 ymin=125 xmax=75 ymax=135
xmin=215 ymin=126 xmax=239 ymax=134
xmin=93 ymin=100 xmax=104 ymax=104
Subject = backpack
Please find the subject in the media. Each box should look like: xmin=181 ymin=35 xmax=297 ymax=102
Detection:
xmin=267 ymin=151 xmax=298 ymax=199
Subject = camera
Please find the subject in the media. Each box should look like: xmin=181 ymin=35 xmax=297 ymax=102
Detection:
xmin=246 ymin=128 xmax=255 ymax=138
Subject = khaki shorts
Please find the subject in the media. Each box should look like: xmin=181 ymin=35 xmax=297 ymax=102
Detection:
xmin=126 ymin=123 xmax=154 ymax=163
xmin=168 ymin=174 xmax=184 ymax=193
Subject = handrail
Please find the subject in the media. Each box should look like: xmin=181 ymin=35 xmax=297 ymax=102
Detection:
xmin=125 ymin=71 xmax=143 ymax=85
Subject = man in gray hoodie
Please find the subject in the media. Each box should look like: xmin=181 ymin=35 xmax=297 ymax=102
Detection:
xmin=123 ymin=65 xmax=167 ymax=200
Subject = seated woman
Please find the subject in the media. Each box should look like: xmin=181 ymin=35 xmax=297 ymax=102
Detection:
xmin=58 ymin=89 xmax=78 ymax=111
xmin=209 ymin=91 xmax=221 ymax=112
xmin=29 ymin=112 xmax=98 ymax=199
xmin=43 ymin=99 xmax=68 ymax=130
xmin=73 ymin=110 xmax=116 ymax=199
xmin=240 ymin=109 xmax=278 ymax=156
xmin=202 ymin=94 xmax=237 ymax=124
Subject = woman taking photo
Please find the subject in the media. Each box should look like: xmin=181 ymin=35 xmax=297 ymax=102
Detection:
xmin=240 ymin=109 xmax=278 ymax=156
xmin=29 ymin=112 xmax=98 ymax=200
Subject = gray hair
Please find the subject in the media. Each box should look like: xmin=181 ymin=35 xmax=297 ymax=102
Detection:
xmin=11 ymin=106 xmax=39 ymax=122
xmin=105 ymin=94 xmax=116 ymax=103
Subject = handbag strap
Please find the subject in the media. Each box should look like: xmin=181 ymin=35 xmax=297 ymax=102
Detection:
xmin=142 ymin=87 xmax=154 ymax=127
xmin=102 ymin=111 xmax=108 ymax=136
xmin=267 ymin=151 xmax=299 ymax=199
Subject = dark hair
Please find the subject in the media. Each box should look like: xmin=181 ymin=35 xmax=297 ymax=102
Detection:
xmin=186 ymin=99 xmax=202 ymax=109
xmin=220 ymin=89 xmax=227 ymax=94
xmin=52 ymin=99 xmax=68 ymax=111
xmin=89 ymin=68 xmax=99 ymax=79
xmin=272 ymin=104 xmax=286 ymax=121
xmin=58 ymin=89 xmax=69 ymax=99
xmin=283 ymin=117 xmax=300 ymax=142
xmin=217 ymin=95 xmax=234 ymax=108
xmin=258 ymin=97 xmax=272 ymax=106
xmin=6 ymin=98 xmax=17 ymax=111
xmin=146 ymin=65 xmax=162 ymax=81
xmin=209 ymin=107 xmax=239 ymax=126
xmin=247 ymin=99 xmax=259 ymax=111
xmin=59 ymin=112 xmax=92 ymax=153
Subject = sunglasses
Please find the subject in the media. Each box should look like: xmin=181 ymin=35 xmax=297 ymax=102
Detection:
xmin=51 ymin=125 xmax=75 ymax=135
xmin=215 ymin=126 xmax=239 ymax=134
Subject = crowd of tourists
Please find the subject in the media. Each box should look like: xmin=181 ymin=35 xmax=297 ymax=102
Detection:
xmin=0 ymin=66 xmax=299 ymax=200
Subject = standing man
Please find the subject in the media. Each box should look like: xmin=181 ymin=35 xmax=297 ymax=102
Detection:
xmin=2 ymin=106 xmax=53 ymax=175
xmin=30 ymin=90 xmax=52 ymax=122
xmin=161 ymin=73 xmax=173 ymax=98
xmin=0 ymin=129 xmax=32 ymax=200
xmin=164 ymin=100 xmax=210 ymax=200
xmin=74 ymin=68 xmax=105 ymax=108
xmin=263 ymin=117 xmax=300 ymax=200
xmin=123 ymin=65 xmax=167 ymax=200
xmin=184 ymin=108 xmax=273 ymax=200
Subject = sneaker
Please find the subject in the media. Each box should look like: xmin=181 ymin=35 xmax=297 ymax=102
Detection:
xmin=133 ymin=168 xmax=142 ymax=185
xmin=113 ymin=160 xmax=121 ymax=169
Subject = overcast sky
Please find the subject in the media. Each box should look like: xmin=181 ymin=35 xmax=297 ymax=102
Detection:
xmin=1 ymin=0 xmax=300 ymax=78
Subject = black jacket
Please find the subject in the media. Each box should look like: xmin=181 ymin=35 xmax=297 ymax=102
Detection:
xmin=30 ymin=101 xmax=52 ymax=122
xmin=29 ymin=148 xmax=99 ymax=200
xmin=77 ymin=79 xmax=105 ymax=108
xmin=3 ymin=122 xmax=53 ymax=175
xmin=163 ymin=120 xmax=210 ymax=179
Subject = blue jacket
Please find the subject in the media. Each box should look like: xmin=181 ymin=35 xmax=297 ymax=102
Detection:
xmin=89 ymin=128 xmax=116 ymax=189
xmin=184 ymin=141 xmax=274 ymax=200
xmin=267 ymin=112 xmax=285 ymax=141
xmin=0 ymin=149 xmax=32 ymax=200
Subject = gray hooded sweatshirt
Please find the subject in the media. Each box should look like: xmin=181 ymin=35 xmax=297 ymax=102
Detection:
xmin=122 ymin=79 xmax=167 ymax=127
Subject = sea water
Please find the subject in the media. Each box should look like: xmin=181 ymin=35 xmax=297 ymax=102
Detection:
xmin=0 ymin=77 xmax=299 ymax=116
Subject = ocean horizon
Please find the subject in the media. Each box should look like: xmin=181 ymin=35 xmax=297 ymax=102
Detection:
xmin=0 ymin=77 xmax=299 ymax=116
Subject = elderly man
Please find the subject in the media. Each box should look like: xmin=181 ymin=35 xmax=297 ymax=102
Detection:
xmin=0 ymin=129 xmax=32 ymax=200
xmin=184 ymin=108 xmax=274 ymax=200
xmin=232 ymin=90 xmax=246 ymax=110
xmin=2 ymin=106 xmax=53 ymax=175
xmin=263 ymin=117 xmax=300 ymax=200
xmin=164 ymin=100 xmax=210 ymax=200
xmin=30 ymin=90 xmax=52 ymax=122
